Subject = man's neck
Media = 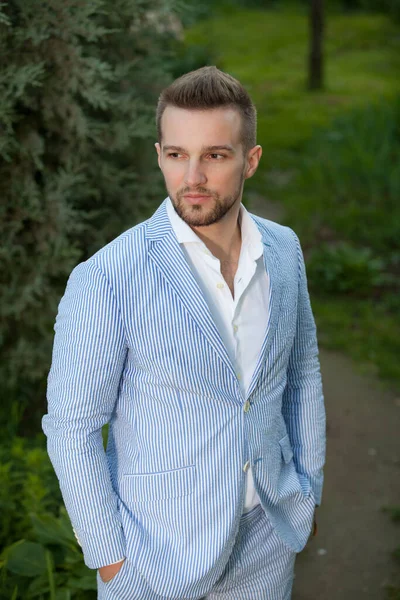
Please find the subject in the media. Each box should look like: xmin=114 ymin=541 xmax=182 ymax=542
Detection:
xmin=190 ymin=203 xmax=242 ymax=265
xmin=191 ymin=204 xmax=242 ymax=298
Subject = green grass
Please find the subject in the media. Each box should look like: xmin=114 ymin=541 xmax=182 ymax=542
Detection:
xmin=184 ymin=6 xmax=400 ymax=389
xmin=185 ymin=7 xmax=400 ymax=160
xmin=312 ymin=296 xmax=400 ymax=383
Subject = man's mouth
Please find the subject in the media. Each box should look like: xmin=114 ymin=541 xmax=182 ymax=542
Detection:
xmin=184 ymin=193 xmax=210 ymax=197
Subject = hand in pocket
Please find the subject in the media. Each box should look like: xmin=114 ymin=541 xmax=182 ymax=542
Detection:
xmin=99 ymin=558 xmax=125 ymax=583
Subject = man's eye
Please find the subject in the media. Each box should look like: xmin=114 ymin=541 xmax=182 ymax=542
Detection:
xmin=209 ymin=153 xmax=226 ymax=160
xmin=168 ymin=153 xmax=182 ymax=158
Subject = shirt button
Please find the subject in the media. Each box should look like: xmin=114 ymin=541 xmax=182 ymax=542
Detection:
xmin=243 ymin=400 xmax=250 ymax=413
xmin=233 ymin=324 xmax=238 ymax=333
xmin=243 ymin=461 xmax=250 ymax=473
xmin=237 ymin=373 xmax=241 ymax=380
xmin=216 ymin=283 xmax=224 ymax=289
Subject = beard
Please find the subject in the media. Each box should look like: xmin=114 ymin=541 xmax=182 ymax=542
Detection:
xmin=168 ymin=176 xmax=244 ymax=227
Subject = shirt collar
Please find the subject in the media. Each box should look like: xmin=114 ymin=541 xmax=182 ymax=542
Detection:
xmin=166 ymin=197 xmax=263 ymax=261
xmin=166 ymin=197 xmax=202 ymax=245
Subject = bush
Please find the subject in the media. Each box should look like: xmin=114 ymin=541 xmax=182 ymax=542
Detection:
xmin=306 ymin=242 xmax=386 ymax=295
xmin=383 ymin=506 xmax=400 ymax=599
xmin=0 ymin=0 xmax=180 ymax=437
xmin=341 ymin=0 xmax=400 ymax=22
xmin=286 ymin=99 xmax=400 ymax=256
xmin=0 ymin=436 xmax=97 ymax=599
xmin=0 ymin=436 xmax=61 ymax=547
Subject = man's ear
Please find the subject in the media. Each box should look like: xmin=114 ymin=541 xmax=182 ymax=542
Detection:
xmin=244 ymin=145 xmax=262 ymax=180
xmin=155 ymin=142 xmax=162 ymax=169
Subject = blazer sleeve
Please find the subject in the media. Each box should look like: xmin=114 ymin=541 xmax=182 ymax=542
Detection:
xmin=281 ymin=230 xmax=326 ymax=506
xmin=42 ymin=259 xmax=128 ymax=569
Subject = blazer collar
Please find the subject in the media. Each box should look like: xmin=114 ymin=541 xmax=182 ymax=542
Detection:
xmin=146 ymin=200 xmax=283 ymax=396
xmin=147 ymin=200 xmax=235 ymax=380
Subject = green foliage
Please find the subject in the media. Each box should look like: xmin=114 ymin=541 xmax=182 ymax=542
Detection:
xmin=383 ymin=506 xmax=400 ymax=524
xmin=185 ymin=0 xmax=400 ymax=19
xmin=1 ymin=520 xmax=97 ymax=599
xmin=386 ymin=587 xmax=400 ymax=600
xmin=185 ymin=7 xmax=400 ymax=385
xmin=0 ymin=0 xmax=180 ymax=436
xmin=185 ymin=9 xmax=400 ymax=160
xmin=287 ymin=100 xmax=400 ymax=255
xmin=6 ymin=541 xmax=48 ymax=577
xmin=307 ymin=243 xmax=386 ymax=295
xmin=0 ymin=436 xmax=95 ymax=598
xmin=341 ymin=0 xmax=400 ymax=23
xmin=312 ymin=295 xmax=400 ymax=381
xmin=383 ymin=505 xmax=400 ymax=599
xmin=0 ymin=436 xmax=62 ymax=548
xmin=169 ymin=41 xmax=214 ymax=78
xmin=277 ymin=100 xmax=400 ymax=383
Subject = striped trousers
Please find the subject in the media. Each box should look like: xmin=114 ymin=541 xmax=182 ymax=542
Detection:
xmin=97 ymin=504 xmax=297 ymax=600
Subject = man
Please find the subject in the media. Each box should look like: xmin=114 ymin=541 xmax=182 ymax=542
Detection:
xmin=43 ymin=66 xmax=326 ymax=599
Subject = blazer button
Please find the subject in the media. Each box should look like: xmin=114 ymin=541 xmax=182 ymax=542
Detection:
xmin=243 ymin=460 xmax=250 ymax=472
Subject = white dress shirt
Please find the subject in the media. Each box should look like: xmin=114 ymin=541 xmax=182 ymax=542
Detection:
xmin=166 ymin=198 xmax=270 ymax=513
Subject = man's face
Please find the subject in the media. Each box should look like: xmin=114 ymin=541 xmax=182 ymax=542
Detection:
xmin=156 ymin=106 xmax=260 ymax=227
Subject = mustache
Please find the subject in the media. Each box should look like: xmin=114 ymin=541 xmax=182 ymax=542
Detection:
xmin=177 ymin=187 xmax=215 ymax=197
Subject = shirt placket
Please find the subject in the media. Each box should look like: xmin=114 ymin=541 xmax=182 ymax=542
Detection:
xmin=232 ymin=249 xmax=258 ymax=394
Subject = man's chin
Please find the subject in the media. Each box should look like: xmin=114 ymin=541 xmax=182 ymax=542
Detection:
xmin=174 ymin=199 xmax=218 ymax=227
xmin=179 ymin=208 xmax=217 ymax=227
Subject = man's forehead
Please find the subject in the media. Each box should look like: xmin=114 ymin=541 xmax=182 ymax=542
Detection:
xmin=161 ymin=105 xmax=242 ymax=146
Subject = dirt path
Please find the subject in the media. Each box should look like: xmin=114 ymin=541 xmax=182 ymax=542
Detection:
xmin=247 ymin=192 xmax=400 ymax=599
xmin=295 ymin=349 xmax=399 ymax=599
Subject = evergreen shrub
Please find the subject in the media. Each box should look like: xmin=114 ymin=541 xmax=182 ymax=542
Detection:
xmin=0 ymin=436 xmax=97 ymax=598
xmin=0 ymin=0 xmax=179 ymax=436
xmin=306 ymin=242 xmax=386 ymax=295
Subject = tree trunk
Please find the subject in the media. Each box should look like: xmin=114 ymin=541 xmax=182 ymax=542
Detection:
xmin=308 ymin=0 xmax=324 ymax=90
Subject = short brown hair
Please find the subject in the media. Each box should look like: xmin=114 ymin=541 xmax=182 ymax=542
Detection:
xmin=156 ymin=66 xmax=257 ymax=152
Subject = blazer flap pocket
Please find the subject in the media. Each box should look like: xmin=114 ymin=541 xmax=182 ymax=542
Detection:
xmin=120 ymin=465 xmax=195 ymax=503
xmin=279 ymin=434 xmax=294 ymax=464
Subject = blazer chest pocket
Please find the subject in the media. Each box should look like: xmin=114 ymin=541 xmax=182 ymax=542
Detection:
xmin=279 ymin=434 xmax=294 ymax=464
xmin=120 ymin=465 xmax=196 ymax=503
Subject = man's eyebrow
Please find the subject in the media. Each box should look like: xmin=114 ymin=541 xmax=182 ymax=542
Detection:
xmin=162 ymin=145 xmax=186 ymax=153
xmin=202 ymin=145 xmax=235 ymax=153
xmin=162 ymin=144 xmax=236 ymax=154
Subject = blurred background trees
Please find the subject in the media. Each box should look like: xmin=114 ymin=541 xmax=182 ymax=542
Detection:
xmin=0 ymin=0 xmax=184 ymax=438
xmin=309 ymin=0 xmax=324 ymax=89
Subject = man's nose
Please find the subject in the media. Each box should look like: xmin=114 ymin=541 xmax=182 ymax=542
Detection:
xmin=184 ymin=160 xmax=207 ymax=188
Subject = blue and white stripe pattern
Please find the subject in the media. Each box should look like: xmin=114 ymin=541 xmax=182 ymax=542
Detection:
xmin=42 ymin=198 xmax=326 ymax=599
xmin=97 ymin=504 xmax=297 ymax=599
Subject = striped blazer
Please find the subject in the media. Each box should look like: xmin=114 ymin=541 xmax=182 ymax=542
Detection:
xmin=42 ymin=198 xmax=326 ymax=598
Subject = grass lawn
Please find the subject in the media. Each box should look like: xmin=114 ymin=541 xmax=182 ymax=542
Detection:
xmin=184 ymin=6 xmax=400 ymax=389
xmin=185 ymin=6 xmax=399 ymax=159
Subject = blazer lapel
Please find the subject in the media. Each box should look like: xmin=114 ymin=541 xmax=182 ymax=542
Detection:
xmin=146 ymin=202 xmax=236 ymax=380
xmin=246 ymin=234 xmax=283 ymax=399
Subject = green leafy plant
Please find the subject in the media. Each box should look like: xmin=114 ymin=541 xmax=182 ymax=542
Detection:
xmin=287 ymin=99 xmax=400 ymax=256
xmin=1 ymin=512 xmax=97 ymax=599
xmin=306 ymin=242 xmax=386 ymax=295
xmin=383 ymin=505 xmax=400 ymax=599
xmin=0 ymin=0 xmax=181 ymax=437
xmin=0 ymin=436 xmax=95 ymax=598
